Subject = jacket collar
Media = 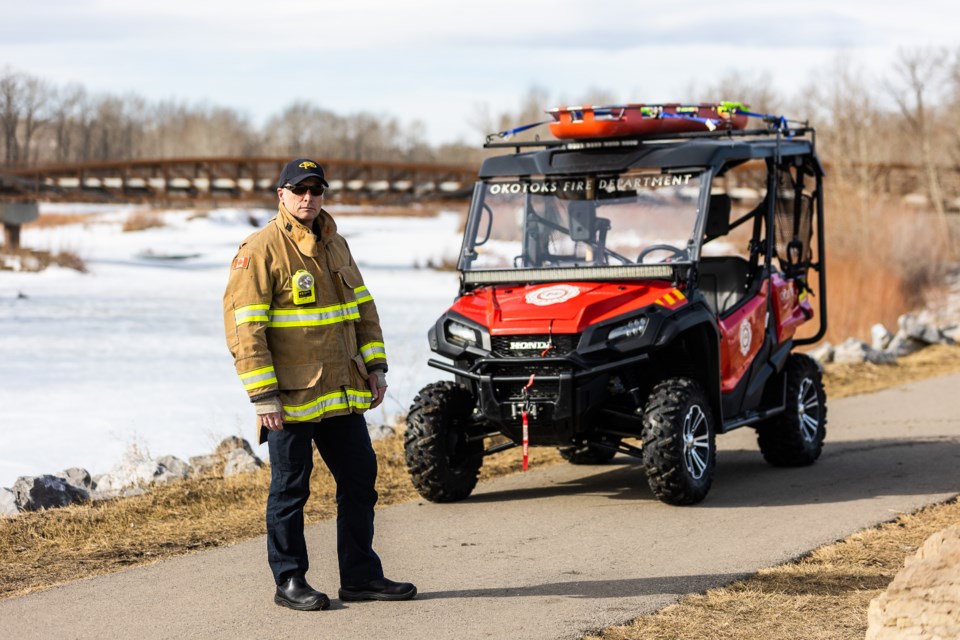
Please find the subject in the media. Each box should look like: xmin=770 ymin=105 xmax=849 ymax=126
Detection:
xmin=275 ymin=204 xmax=339 ymax=257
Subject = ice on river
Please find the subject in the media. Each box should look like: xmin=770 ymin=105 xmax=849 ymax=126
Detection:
xmin=0 ymin=204 xmax=463 ymax=488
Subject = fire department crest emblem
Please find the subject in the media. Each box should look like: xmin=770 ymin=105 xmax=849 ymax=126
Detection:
xmin=739 ymin=319 xmax=753 ymax=356
xmin=525 ymin=284 xmax=580 ymax=307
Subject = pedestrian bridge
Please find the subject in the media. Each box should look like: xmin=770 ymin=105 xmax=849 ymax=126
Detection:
xmin=2 ymin=157 xmax=956 ymax=209
xmin=0 ymin=157 xmax=478 ymax=204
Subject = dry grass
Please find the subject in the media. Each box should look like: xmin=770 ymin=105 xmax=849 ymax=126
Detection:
xmin=814 ymin=256 xmax=914 ymax=345
xmin=0 ymin=247 xmax=86 ymax=273
xmin=25 ymin=213 xmax=101 ymax=228
xmin=121 ymin=210 xmax=166 ymax=232
xmin=586 ymin=497 xmax=960 ymax=640
xmin=822 ymin=343 xmax=960 ymax=399
xmin=816 ymin=185 xmax=956 ymax=344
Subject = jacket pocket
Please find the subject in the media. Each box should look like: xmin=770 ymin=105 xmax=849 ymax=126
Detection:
xmin=334 ymin=265 xmax=364 ymax=305
xmin=275 ymin=363 xmax=322 ymax=391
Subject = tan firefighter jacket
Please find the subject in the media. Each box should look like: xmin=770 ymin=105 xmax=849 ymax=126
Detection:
xmin=223 ymin=204 xmax=387 ymax=443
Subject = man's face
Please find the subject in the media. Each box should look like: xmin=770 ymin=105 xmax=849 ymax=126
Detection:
xmin=278 ymin=178 xmax=325 ymax=224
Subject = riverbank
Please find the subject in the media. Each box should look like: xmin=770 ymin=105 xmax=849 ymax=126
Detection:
xmin=2 ymin=346 xmax=959 ymax=640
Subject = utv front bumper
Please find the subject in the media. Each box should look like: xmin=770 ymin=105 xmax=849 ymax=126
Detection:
xmin=427 ymin=353 xmax=649 ymax=446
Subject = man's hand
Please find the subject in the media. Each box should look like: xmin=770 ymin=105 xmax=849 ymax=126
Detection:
xmin=255 ymin=397 xmax=284 ymax=431
xmin=368 ymin=371 xmax=387 ymax=409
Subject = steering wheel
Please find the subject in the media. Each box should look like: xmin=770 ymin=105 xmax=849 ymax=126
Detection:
xmin=637 ymin=244 xmax=686 ymax=263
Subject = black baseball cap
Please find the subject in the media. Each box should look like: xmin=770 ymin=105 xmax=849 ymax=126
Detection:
xmin=277 ymin=158 xmax=329 ymax=188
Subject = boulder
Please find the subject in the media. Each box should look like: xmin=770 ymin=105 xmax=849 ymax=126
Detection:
xmin=0 ymin=487 xmax=19 ymax=516
xmin=13 ymin=474 xmax=89 ymax=511
xmin=93 ymin=445 xmax=167 ymax=495
xmin=368 ymin=423 xmax=397 ymax=440
xmin=866 ymin=524 xmax=960 ymax=640
xmin=215 ymin=436 xmax=254 ymax=456
xmin=807 ymin=342 xmax=834 ymax=364
xmin=188 ymin=454 xmax=224 ymax=476
xmin=899 ymin=311 xmax=949 ymax=345
xmin=223 ymin=448 xmax=263 ymax=477
xmin=834 ymin=338 xmax=896 ymax=365
xmin=155 ymin=455 xmax=193 ymax=483
xmin=885 ymin=332 xmax=928 ymax=358
xmin=90 ymin=473 xmax=110 ymax=497
xmin=943 ymin=324 xmax=960 ymax=343
xmin=56 ymin=467 xmax=93 ymax=491
xmin=871 ymin=323 xmax=894 ymax=352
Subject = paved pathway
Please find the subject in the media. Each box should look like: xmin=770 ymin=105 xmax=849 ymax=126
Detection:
xmin=2 ymin=373 xmax=959 ymax=640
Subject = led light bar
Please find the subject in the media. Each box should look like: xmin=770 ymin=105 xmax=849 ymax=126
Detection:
xmin=461 ymin=265 xmax=675 ymax=284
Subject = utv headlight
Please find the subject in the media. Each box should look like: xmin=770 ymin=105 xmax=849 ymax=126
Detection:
xmin=446 ymin=320 xmax=480 ymax=347
xmin=608 ymin=317 xmax=648 ymax=342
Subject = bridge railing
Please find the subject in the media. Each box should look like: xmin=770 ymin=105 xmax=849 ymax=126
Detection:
xmin=0 ymin=156 xmax=478 ymax=204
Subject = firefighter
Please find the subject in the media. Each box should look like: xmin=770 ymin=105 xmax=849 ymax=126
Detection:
xmin=223 ymin=158 xmax=416 ymax=611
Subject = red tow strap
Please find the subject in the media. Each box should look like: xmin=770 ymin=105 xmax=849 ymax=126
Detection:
xmin=521 ymin=373 xmax=535 ymax=471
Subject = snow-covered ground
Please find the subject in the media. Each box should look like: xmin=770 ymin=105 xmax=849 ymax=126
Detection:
xmin=0 ymin=204 xmax=465 ymax=488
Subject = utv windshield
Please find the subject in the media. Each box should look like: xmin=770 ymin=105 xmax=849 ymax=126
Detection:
xmin=459 ymin=170 xmax=705 ymax=283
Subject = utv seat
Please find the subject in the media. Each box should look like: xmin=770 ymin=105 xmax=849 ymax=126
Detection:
xmin=699 ymin=256 xmax=751 ymax=316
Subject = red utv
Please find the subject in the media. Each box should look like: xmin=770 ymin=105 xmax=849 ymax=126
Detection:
xmin=405 ymin=108 xmax=827 ymax=505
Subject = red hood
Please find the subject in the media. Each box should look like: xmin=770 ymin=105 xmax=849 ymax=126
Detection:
xmin=450 ymin=281 xmax=687 ymax=334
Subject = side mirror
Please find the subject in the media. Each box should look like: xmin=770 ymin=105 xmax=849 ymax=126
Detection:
xmin=568 ymin=200 xmax=596 ymax=242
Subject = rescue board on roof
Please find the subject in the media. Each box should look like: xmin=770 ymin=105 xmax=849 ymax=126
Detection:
xmin=547 ymin=102 xmax=749 ymax=140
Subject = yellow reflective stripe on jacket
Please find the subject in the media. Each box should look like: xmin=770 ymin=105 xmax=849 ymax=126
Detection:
xmin=282 ymin=387 xmax=373 ymax=422
xmin=234 ymin=304 xmax=271 ymax=325
xmin=359 ymin=341 xmax=386 ymax=364
xmin=239 ymin=365 xmax=277 ymax=391
xmin=354 ymin=285 xmax=372 ymax=304
xmin=268 ymin=302 xmax=361 ymax=328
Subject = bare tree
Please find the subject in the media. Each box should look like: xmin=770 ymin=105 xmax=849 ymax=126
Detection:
xmin=50 ymin=84 xmax=88 ymax=163
xmin=949 ymin=47 xmax=960 ymax=167
xmin=19 ymin=75 xmax=52 ymax=164
xmin=263 ymin=101 xmax=336 ymax=156
xmin=471 ymin=86 xmax=554 ymax=143
xmin=887 ymin=47 xmax=950 ymax=231
xmin=0 ymin=68 xmax=23 ymax=165
xmin=805 ymin=55 xmax=883 ymax=216
xmin=688 ymin=71 xmax=783 ymax=117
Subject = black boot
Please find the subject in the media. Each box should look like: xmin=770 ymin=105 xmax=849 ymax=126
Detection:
xmin=275 ymin=574 xmax=330 ymax=611
xmin=339 ymin=577 xmax=417 ymax=602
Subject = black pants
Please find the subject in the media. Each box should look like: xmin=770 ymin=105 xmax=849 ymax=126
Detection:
xmin=266 ymin=412 xmax=384 ymax=587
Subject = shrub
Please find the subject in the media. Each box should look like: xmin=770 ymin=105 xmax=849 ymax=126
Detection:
xmin=122 ymin=211 xmax=166 ymax=232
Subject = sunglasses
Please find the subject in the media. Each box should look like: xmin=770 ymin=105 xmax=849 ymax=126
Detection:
xmin=283 ymin=184 xmax=326 ymax=197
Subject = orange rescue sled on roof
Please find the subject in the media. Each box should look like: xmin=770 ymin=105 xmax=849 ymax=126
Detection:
xmin=547 ymin=103 xmax=749 ymax=140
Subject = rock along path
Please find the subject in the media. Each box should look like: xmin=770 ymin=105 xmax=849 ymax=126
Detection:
xmin=2 ymin=373 xmax=959 ymax=640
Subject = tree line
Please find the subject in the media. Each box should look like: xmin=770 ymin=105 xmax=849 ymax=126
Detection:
xmin=0 ymin=72 xmax=480 ymax=169
xmin=2 ymin=47 xmax=959 ymax=211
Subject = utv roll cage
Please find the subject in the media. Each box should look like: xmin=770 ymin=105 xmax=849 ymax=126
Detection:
xmin=472 ymin=126 xmax=827 ymax=346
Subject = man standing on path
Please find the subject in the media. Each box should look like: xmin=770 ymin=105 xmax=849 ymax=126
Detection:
xmin=223 ymin=158 xmax=417 ymax=611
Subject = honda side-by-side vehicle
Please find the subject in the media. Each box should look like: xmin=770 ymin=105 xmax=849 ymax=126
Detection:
xmin=405 ymin=105 xmax=827 ymax=505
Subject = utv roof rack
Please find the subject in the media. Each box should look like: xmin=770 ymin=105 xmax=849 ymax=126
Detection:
xmin=483 ymin=126 xmax=816 ymax=152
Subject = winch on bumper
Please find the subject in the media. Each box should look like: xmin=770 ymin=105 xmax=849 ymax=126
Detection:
xmin=426 ymin=319 xmax=621 ymax=446
xmin=429 ymin=354 xmax=614 ymax=446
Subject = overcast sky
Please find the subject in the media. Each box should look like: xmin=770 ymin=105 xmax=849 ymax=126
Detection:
xmin=1 ymin=0 xmax=958 ymax=145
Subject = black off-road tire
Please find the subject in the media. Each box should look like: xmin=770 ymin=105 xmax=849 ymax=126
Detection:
xmin=641 ymin=377 xmax=716 ymax=505
xmin=757 ymin=353 xmax=827 ymax=467
xmin=404 ymin=381 xmax=483 ymax=503
xmin=558 ymin=443 xmax=617 ymax=465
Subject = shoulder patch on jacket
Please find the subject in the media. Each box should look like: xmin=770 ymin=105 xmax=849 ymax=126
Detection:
xmin=232 ymin=256 xmax=251 ymax=270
